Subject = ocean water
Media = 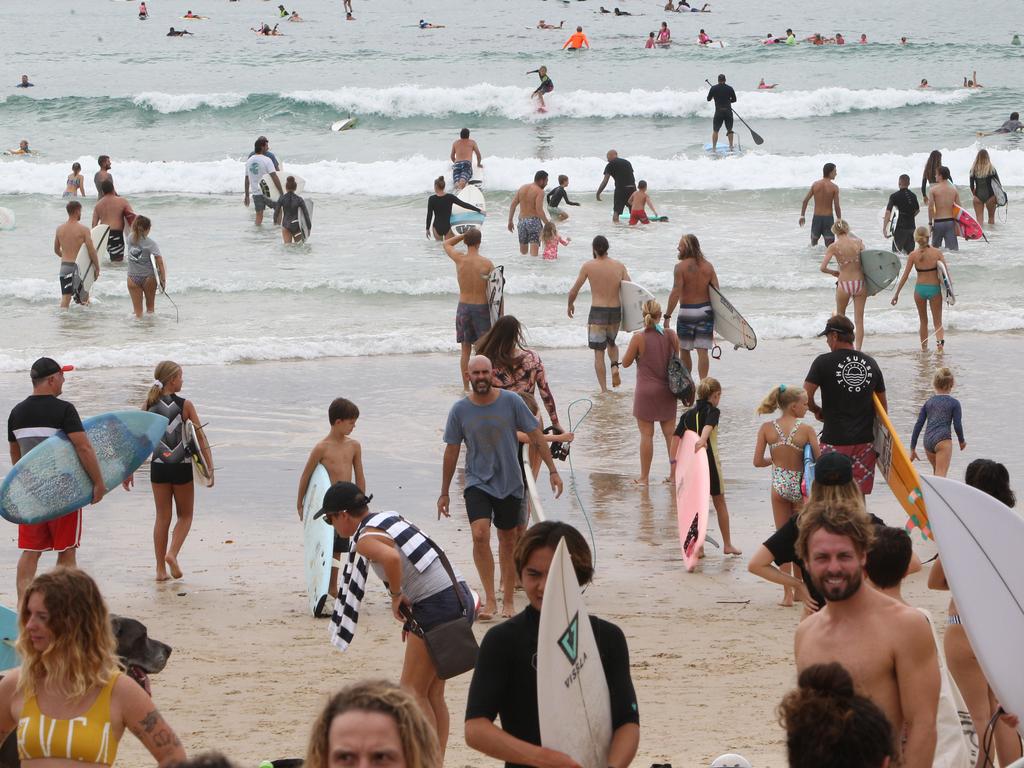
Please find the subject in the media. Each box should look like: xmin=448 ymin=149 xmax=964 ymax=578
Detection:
xmin=2 ymin=0 xmax=1023 ymax=371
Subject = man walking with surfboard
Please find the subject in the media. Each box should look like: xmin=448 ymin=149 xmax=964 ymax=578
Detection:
xmin=445 ymin=229 xmax=496 ymax=388
xmin=55 ymin=200 xmax=99 ymax=308
xmin=92 ymin=180 xmax=135 ymax=262
xmin=664 ymin=233 xmax=717 ymax=381
xmin=450 ymin=128 xmax=483 ymax=190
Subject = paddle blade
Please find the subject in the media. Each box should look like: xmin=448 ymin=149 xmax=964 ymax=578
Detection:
xmin=750 ymin=129 xmax=765 ymax=145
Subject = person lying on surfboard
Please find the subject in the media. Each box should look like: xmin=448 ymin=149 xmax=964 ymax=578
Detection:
xmin=758 ymin=78 xmax=777 ymax=89
xmin=536 ymin=19 xmax=564 ymax=29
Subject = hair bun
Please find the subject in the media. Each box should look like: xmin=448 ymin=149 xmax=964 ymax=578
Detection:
xmin=797 ymin=662 xmax=855 ymax=699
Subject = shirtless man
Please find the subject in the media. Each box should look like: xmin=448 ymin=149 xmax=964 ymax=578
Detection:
xmin=507 ymin=170 xmax=549 ymax=257
xmin=54 ymin=201 xmax=99 ymax=308
xmin=444 ymin=229 xmax=496 ymax=388
xmin=794 ymin=500 xmax=939 ymax=768
xmin=91 ymin=180 xmax=135 ymax=262
xmin=94 ymin=155 xmax=114 ymax=198
xmin=450 ymin=128 xmax=483 ymax=190
xmin=799 ymin=162 xmax=842 ymax=246
xmin=928 ymin=166 xmax=962 ymax=251
xmin=664 ymin=233 xmax=717 ymax=380
xmin=567 ymin=235 xmax=631 ymax=392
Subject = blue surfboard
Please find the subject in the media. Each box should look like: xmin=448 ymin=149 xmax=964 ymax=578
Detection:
xmin=0 ymin=606 xmax=19 ymax=672
xmin=801 ymin=443 xmax=815 ymax=497
xmin=0 ymin=411 xmax=168 ymax=525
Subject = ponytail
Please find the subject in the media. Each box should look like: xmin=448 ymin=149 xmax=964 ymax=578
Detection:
xmin=913 ymin=225 xmax=929 ymax=250
xmin=641 ymin=299 xmax=662 ymax=330
xmin=130 ymin=214 xmax=151 ymax=243
xmin=144 ymin=360 xmax=181 ymax=410
xmin=756 ymin=384 xmax=803 ymax=415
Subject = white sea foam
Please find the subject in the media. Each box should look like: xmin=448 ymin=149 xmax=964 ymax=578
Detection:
xmin=132 ymin=91 xmax=249 ymax=113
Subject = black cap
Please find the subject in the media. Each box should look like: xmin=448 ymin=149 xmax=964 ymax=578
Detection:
xmin=30 ymin=357 xmax=74 ymax=380
xmin=815 ymin=452 xmax=854 ymax=486
xmin=313 ymin=482 xmax=372 ymax=520
xmin=816 ymin=315 xmax=855 ymax=337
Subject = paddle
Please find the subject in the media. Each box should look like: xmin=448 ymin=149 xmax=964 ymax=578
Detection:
xmin=705 ymin=79 xmax=764 ymax=145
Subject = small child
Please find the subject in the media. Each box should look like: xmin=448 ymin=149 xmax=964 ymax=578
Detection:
xmin=296 ymin=397 xmax=366 ymax=599
xmin=545 ymin=174 xmax=580 ymax=220
xmin=627 ymin=180 xmax=658 ymax=225
xmin=645 ymin=32 xmax=656 ymax=48
xmin=670 ymin=377 xmax=741 ymax=557
xmin=752 ymin=384 xmax=819 ymax=605
xmin=63 ymin=162 xmax=85 ymax=198
xmin=541 ymin=221 xmax=570 ymax=260
xmin=910 ymin=367 xmax=966 ymax=477
xmin=527 ymin=65 xmax=554 ymax=109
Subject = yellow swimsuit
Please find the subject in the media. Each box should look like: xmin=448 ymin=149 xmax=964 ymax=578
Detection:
xmin=17 ymin=672 xmax=121 ymax=765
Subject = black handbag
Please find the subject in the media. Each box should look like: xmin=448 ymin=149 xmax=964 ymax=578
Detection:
xmin=403 ymin=550 xmax=478 ymax=679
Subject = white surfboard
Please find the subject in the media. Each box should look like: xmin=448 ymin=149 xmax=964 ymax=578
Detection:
xmin=331 ymin=117 xmax=358 ymax=132
xmin=298 ymin=199 xmax=314 ymax=242
xmin=708 ymin=285 xmax=756 ymax=350
xmin=302 ymin=464 xmax=335 ymax=617
xmin=259 ymin=172 xmax=304 ymax=199
xmin=919 ymin=475 xmax=1024 ymax=740
xmin=451 ymin=184 xmax=486 ymax=235
xmin=937 ymin=261 xmax=955 ymax=306
xmin=537 ymin=538 xmax=613 ymax=768
xmin=619 ymin=281 xmax=656 ymax=333
xmin=486 ymin=266 xmax=504 ymax=325
xmin=522 ymin=457 xmax=546 ymax=523
xmin=0 ymin=207 xmax=14 ymax=230
xmin=183 ymin=421 xmax=212 ymax=487
xmin=74 ymin=225 xmax=110 ymax=303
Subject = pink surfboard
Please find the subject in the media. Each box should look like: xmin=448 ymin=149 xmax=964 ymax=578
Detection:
xmin=674 ymin=431 xmax=711 ymax=572
xmin=953 ymin=204 xmax=986 ymax=241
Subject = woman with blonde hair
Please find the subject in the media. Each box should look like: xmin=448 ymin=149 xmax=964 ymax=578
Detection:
xmin=306 ymin=680 xmax=440 ymax=768
xmin=890 ymin=225 xmax=948 ymax=349
xmin=819 ymin=219 xmax=867 ymax=349
xmin=125 ymin=215 xmax=166 ymax=318
xmin=969 ymin=148 xmax=1001 ymax=226
xmin=124 ymin=361 xmax=213 ymax=580
xmin=622 ymin=299 xmax=680 ymax=484
xmin=0 ymin=568 xmax=187 ymax=766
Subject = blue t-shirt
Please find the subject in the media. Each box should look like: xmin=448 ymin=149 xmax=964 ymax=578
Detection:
xmin=443 ymin=390 xmax=538 ymax=499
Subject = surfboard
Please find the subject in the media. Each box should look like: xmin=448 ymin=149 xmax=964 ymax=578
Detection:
xmin=183 ymin=420 xmax=213 ymax=487
xmin=703 ymin=143 xmax=742 ymax=155
xmin=952 ymin=204 xmax=986 ymax=242
xmin=522 ymin=454 xmax=546 ymax=523
xmin=674 ymin=430 xmax=710 ymax=572
xmin=918 ymin=475 xmax=1024 ymax=740
xmin=0 ymin=207 xmax=14 ymax=230
xmin=486 ymin=266 xmax=504 ymax=325
xmin=451 ymin=184 xmax=486 ymax=235
xmin=0 ymin=411 xmax=168 ymax=525
xmin=708 ymin=285 xmax=756 ymax=350
xmin=74 ymin=224 xmax=110 ymax=304
xmin=331 ymin=117 xmax=358 ymax=132
xmin=259 ymin=172 xmax=304 ymax=199
xmin=937 ymin=261 xmax=955 ymax=306
xmin=698 ymin=40 xmax=729 ymax=47
xmin=617 ymin=213 xmax=669 ymax=222
xmin=619 ymin=281 xmax=656 ymax=333
xmin=298 ymin=199 xmax=314 ymax=242
xmin=0 ymin=606 xmax=20 ymax=672
xmin=301 ymin=464 xmax=335 ymax=617
xmin=800 ymin=443 xmax=815 ymax=498
xmin=860 ymin=249 xmax=901 ymax=296
xmin=991 ymin=177 xmax=1007 ymax=207
xmin=871 ymin=394 xmax=931 ymax=539
xmin=886 ymin=206 xmax=898 ymax=237
xmin=537 ymin=538 xmax=613 ymax=768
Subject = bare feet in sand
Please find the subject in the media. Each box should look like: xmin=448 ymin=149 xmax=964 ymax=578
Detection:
xmin=478 ymin=602 xmax=497 ymax=622
xmin=779 ymin=590 xmax=795 ymax=607
xmin=633 ymin=477 xmax=649 ymax=485
xmin=165 ymin=554 xmax=183 ymax=579
xmin=723 ymin=544 xmax=742 ymax=555
xmin=500 ymin=600 xmax=515 ymax=618
xmin=611 ymin=365 xmax=621 ymax=387
xmin=155 ymin=571 xmax=171 ymax=582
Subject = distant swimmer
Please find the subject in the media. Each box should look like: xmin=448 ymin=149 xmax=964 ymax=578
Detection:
xmin=92 ymin=180 xmax=135 ymax=262
xmin=698 ymin=28 xmax=715 ymax=45
xmin=183 ymin=10 xmax=206 ymax=19
xmin=835 ymin=32 xmax=845 ymax=45
xmin=664 ymin=0 xmax=678 ymax=9
xmin=526 ymin=66 xmax=553 ymax=110
xmin=799 ymin=163 xmax=842 ymax=246
xmin=419 ymin=19 xmax=445 ymax=29
xmin=758 ymin=78 xmax=777 ymax=89
xmin=546 ymin=174 xmax=580 ymax=221
xmin=976 ymin=111 xmax=1023 ymax=136
xmin=278 ymin=4 xmax=288 ymax=17
xmin=537 ymin=20 xmax=565 ymax=29
xmin=55 ymin=201 xmax=99 ymax=309
xmin=656 ymin=21 xmax=671 ymax=46
xmin=900 ymin=36 xmax=908 ymax=44
xmin=679 ymin=0 xmax=711 ymax=10
xmin=645 ymin=32 xmax=656 ymax=48
xmin=63 ymin=162 xmax=85 ymax=198
xmin=288 ymin=11 xmax=303 ymax=21
xmin=16 ymin=74 xmax=33 ymax=88
xmin=763 ymin=33 xmax=782 ymax=44
xmin=919 ymin=78 xmax=930 ymax=88
xmin=785 ymin=28 xmax=796 ymax=45
xmin=563 ymin=25 xmax=590 ymax=49
xmin=138 ymin=2 xmax=148 ymax=19
xmin=167 ymin=27 xmax=193 ymax=36
xmin=613 ymin=7 xmax=632 ymax=15
xmin=859 ymin=33 xmax=867 ymax=43
xmin=963 ymin=70 xmax=983 ymax=88
xmin=6 ymin=140 xmax=31 ymax=156
xmin=706 ymin=73 xmax=737 ymax=151
xmin=450 ymin=128 xmax=483 ymax=190
xmin=599 ymin=6 xmax=611 ymax=13
xmin=1013 ymin=34 xmax=1021 ymax=45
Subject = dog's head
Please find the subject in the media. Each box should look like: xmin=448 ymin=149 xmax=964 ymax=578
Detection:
xmin=110 ymin=615 xmax=172 ymax=694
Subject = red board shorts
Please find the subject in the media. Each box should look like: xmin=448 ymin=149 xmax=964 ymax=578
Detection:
xmin=821 ymin=442 xmax=877 ymax=495
xmin=629 ymin=209 xmax=650 ymax=225
xmin=18 ymin=510 xmax=83 ymax=552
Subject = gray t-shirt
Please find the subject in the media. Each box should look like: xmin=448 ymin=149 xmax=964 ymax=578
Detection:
xmin=126 ymin=234 xmax=161 ymax=278
xmin=999 ymin=119 xmax=1023 ymax=133
xmin=443 ymin=389 xmax=539 ymax=499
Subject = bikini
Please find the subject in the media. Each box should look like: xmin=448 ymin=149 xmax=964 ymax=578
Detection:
xmin=836 ymin=252 xmax=864 ymax=297
xmin=18 ymin=672 xmax=121 ymax=765
xmin=769 ymin=420 xmax=804 ymax=503
xmin=914 ymin=265 xmax=941 ymax=299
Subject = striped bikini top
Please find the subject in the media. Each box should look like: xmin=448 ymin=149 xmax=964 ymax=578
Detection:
xmin=18 ymin=672 xmax=121 ymax=765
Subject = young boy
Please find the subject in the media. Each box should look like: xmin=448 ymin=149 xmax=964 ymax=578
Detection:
xmin=545 ymin=174 xmax=581 ymax=221
xmin=627 ymin=180 xmax=658 ymax=225
xmin=296 ymin=397 xmax=365 ymax=596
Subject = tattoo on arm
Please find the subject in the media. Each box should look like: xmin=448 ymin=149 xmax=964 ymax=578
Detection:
xmin=139 ymin=710 xmax=160 ymax=734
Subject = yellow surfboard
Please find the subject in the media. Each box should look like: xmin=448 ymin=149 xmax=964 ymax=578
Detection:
xmin=872 ymin=394 xmax=931 ymax=539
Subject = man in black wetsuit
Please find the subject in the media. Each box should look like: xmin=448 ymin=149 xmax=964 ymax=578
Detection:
xmin=596 ymin=150 xmax=636 ymax=223
xmin=883 ymin=174 xmax=920 ymax=255
xmin=706 ymin=73 xmax=737 ymax=151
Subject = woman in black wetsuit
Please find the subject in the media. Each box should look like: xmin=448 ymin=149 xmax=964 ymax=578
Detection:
xmin=425 ymin=176 xmax=482 ymax=240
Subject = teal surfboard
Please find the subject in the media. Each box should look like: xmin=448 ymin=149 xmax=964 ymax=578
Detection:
xmin=0 ymin=411 xmax=168 ymax=525
xmin=861 ymin=250 xmax=901 ymax=296
xmin=618 ymin=213 xmax=669 ymax=222
xmin=0 ymin=606 xmax=19 ymax=672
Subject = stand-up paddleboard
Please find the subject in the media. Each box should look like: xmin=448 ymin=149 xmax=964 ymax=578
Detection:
xmin=259 ymin=172 xmax=304 ymax=199
xmin=617 ymin=213 xmax=669 ymax=222
xmin=698 ymin=40 xmax=729 ymax=47
xmin=919 ymin=475 xmax=1024 ymax=740
xmin=486 ymin=266 xmax=504 ymax=325
xmin=183 ymin=421 xmax=213 ymax=487
xmin=708 ymin=286 xmax=756 ymax=350
xmin=937 ymin=261 xmax=955 ymax=306
xmin=674 ymin=430 xmax=710 ymax=572
xmin=298 ymin=199 xmax=314 ymax=242
xmin=991 ymin=177 xmax=1007 ymax=207
xmin=301 ymin=464 xmax=335 ymax=617
xmin=800 ymin=443 xmax=815 ymax=498
xmin=537 ymin=538 xmax=613 ymax=768
xmin=0 ymin=207 xmax=14 ymax=230
xmin=522 ymin=453 xmax=546 ymax=523
xmin=0 ymin=606 xmax=19 ymax=672
xmin=952 ymin=204 xmax=986 ymax=242
xmin=860 ymin=250 xmax=901 ymax=296
xmin=872 ymin=394 xmax=931 ymax=539
xmin=703 ymin=143 xmax=743 ymax=156
xmin=331 ymin=117 xmax=358 ymax=132
xmin=0 ymin=411 xmax=168 ymax=525
xmin=74 ymin=224 xmax=111 ymax=304
xmin=619 ymin=281 xmax=656 ymax=332
xmin=451 ymin=185 xmax=486 ymax=235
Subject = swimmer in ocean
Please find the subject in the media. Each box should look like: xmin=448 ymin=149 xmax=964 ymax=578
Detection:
xmin=419 ymin=19 xmax=446 ymax=28
xmin=562 ymin=26 xmax=590 ymax=50
xmin=6 ymin=140 xmax=31 ymax=156
xmin=919 ymin=79 xmax=930 ymax=89
xmin=976 ymin=111 xmax=1023 ymax=137
xmin=963 ymin=70 xmax=983 ymax=88
xmin=167 ymin=26 xmax=193 ymax=36
xmin=537 ymin=20 xmax=564 ymax=29
xmin=613 ymin=7 xmax=632 ymax=15
xmin=758 ymin=78 xmax=777 ymax=89
xmin=527 ymin=66 xmax=554 ymax=110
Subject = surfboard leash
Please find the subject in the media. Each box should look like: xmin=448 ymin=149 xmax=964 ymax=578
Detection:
xmin=566 ymin=398 xmax=596 ymax=568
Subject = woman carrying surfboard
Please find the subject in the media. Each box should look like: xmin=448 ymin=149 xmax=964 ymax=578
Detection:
xmin=890 ymin=226 xmax=948 ymax=349
xmin=969 ymin=149 xmax=1001 ymax=227
xmin=124 ymin=215 xmax=165 ymax=318
xmin=819 ymin=219 xmax=867 ymax=350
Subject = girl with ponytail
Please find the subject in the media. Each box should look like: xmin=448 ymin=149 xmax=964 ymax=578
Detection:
xmin=890 ymin=225 xmax=948 ymax=349
xmin=124 ymin=215 xmax=165 ymax=318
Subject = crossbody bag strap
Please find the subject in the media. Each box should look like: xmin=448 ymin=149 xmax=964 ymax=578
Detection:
xmin=433 ymin=547 xmax=469 ymax=615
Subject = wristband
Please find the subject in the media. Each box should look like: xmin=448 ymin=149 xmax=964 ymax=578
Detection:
xmin=669 ymin=459 xmax=677 ymax=464
xmin=389 ymin=589 xmax=402 ymax=598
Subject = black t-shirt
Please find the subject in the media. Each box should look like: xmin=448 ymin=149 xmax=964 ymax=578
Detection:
xmin=706 ymin=83 xmax=737 ymax=111
xmin=465 ymin=605 xmax=639 ymax=768
xmin=7 ymin=395 xmax=85 ymax=454
xmin=886 ymin=189 xmax=920 ymax=229
xmin=602 ymin=157 xmax=636 ymax=189
xmin=674 ymin=399 xmax=720 ymax=437
xmin=805 ymin=349 xmax=885 ymax=445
